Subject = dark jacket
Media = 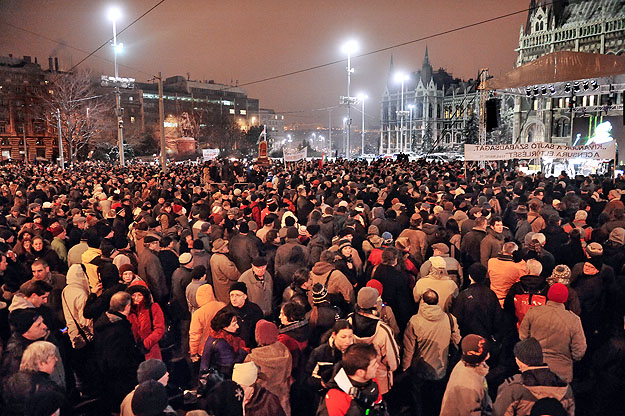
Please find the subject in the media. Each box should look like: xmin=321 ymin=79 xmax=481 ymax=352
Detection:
xmin=224 ymin=301 xmax=263 ymax=348
xmin=543 ymin=224 xmax=569 ymax=256
xmin=2 ymin=370 xmax=66 ymax=416
xmin=372 ymin=263 xmax=414 ymax=330
xmin=305 ymin=339 xmax=344 ymax=393
xmin=480 ymin=227 xmax=505 ymax=266
xmin=229 ymin=233 xmax=259 ymax=273
xmin=319 ymin=216 xmax=339 ymax=242
xmin=452 ymin=282 xmax=503 ymax=339
xmin=200 ymin=335 xmax=248 ymax=376
xmin=94 ymin=310 xmax=143 ymax=409
xmin=461 ymin=228 xmax=487 ymax=266
xmin=570 ymin=260 xmax=616 ymax=342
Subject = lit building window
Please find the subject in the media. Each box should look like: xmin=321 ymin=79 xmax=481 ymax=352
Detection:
xmin=229 ymin=108 xmax=235 ymax=115
xmin=129 ymin=96 xmax=133 ymax=101
xmin=130 ymin=116 xmax=135 ymax=123
xmin=240 ymin=109 xmax=247 ymax=115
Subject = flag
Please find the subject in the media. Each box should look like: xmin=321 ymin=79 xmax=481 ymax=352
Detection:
xmin=257 ymin=125 xmax=266 ymax=144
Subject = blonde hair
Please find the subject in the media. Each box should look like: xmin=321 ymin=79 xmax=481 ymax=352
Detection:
xmin=20 ymin=340 xmax=58 ymax=372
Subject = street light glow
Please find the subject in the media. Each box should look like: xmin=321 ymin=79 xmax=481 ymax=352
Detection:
xmin=394 ymin=72 xmax=409 ymax=83
xmin=357 ymin=93 xmax=368 ymax=101
xmin=408 ymin=104 xmax=415 ymax=109
xmin=107 ymin=6 xmax=121 ymax=22
xmin=341 ymin=40 xmax=358 ymax=55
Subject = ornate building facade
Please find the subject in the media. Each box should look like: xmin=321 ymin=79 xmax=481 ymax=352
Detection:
xmin=379 ymin=0 xmax=625 ymax=152
xmin=379 ymin=49 xmax=481 ymax=153
xmin=514 ymin=0 xmax=625 ymax=144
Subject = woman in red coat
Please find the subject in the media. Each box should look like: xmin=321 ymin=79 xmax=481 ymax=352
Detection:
xmin=126 ymin=282 xmax=166 ymax=360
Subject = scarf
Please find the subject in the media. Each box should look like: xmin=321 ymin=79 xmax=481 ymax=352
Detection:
xmin=211 ymin=329 xmax=248 ymax=353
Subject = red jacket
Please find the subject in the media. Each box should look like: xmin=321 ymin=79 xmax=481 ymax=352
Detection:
xmin=127 ymin=283 xmax=166 ymax=360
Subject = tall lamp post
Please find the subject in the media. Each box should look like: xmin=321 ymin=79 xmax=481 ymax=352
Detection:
xmin=109 ymin=7 xmax=125 ymax=165
xmin=408 ymin=104 xmax=414 ymax=153
xmin=341 ymin=40 xmax=358 ymax=159
xmin=395 ymin=72 xmax=409 ymax=153
xmin=357 ymin=93 xmax=367 ymax=156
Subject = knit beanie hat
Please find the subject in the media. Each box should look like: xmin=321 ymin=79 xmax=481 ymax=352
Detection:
xmin=118 ymin=263 xmax=136 ymax=276
xmin=547 ymin=283 xmax=568 ymax=303
xmin=609 ymin=227 xmax=625 ymax=245
xmin=131 ymin=380 xmax=169 ymax=416
xmin=311 ymin=283 xmax=328 ymax=304
xmin=232 ymin=362 xmax=258 ymax=387
xmin=430 ymin=256 xmax=446 ymax=270
xmin=357 ymin=287 xmax=379 ymax=310
xmin=548 ymin=265 xmax=571 ymax=286
xmin=529 ymin=397 xmax=568 ymax=416
xmin=367 ymin=225 xmax=380 ymax=236
xmin=514 ymin=338 xmax=543 ymax=366
xmin=381 ymin=231 xmax=393 ymax=244
xmin=585 ymin=242 xmax=603 ymax=257
xmin=9 ymin=309 xmax=41 ymax=335
xmin=338 ymin=239 xmax=351 ymax=251
xmin=255 ymin=319 xmax=279 ymax=346
xmin=366 ymin=279 xmax=384 ymax=297
xmin=137 ymin=359 xmax=168 ymax=383
xmin=229 ymin=282 xmax=247 ymax=295
xmin=179 ymin=252 xmax=193 ymax=265
xmin=461 ymin=334 xmax=489 ymax=366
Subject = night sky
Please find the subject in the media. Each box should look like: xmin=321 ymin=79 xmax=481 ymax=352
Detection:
xmin=1 ymin=0 xmax=529 ymax=127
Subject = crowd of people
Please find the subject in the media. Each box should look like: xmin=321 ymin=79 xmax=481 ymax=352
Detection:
xmin=0 ymin=157 xmax=623 ymax=416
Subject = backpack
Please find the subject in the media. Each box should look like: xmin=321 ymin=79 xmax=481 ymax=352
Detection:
xmin=568 ymin=222 xmax=591 ymax=242
xmin=513 ymin=291 xmax=546 ymax=329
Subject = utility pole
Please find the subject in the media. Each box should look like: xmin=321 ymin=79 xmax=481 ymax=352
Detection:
xmin=328 ymin=108 xmax=332 ymax=158
xmin=56 ymin=109 xmax=64 ymax=170
xmin=22 ymin=123 xmax=28 ymax=165
xmin=158 ymin=72 xmax=167 ymax=173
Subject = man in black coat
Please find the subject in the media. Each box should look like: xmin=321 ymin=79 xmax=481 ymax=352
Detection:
xmin=94 ymin=291 xmax=143 ymax=413
xmin=223 ymin=282 xmax=263 ymax=348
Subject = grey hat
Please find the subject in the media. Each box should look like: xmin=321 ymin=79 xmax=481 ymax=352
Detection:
xmin=514 ymin=337 xmax=543 ymax=366
xmin=357 ymin=287 xmax=379 ymax=310
xmin=137 ymin=359 xmax=168 ymax=383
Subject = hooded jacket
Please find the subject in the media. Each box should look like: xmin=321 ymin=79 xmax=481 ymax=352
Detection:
xmin=137 ymin=246 xmax=168 ymax=303
xmin=402 ymin=303 xmax=461 ymax=379
xmin=189 ymin=284 xmax=226 ymax=356
xmin=245 ymin=341 xmax=292 ymax=415
xmin=348 ymin=311 xmax=400 ymax=394
xmin=127 ymin=282 xmax=166 ymax=360
xmin=62 ymin=263 xmax=93 ymax=349
xmin=308 ymin=261 xmax=353 ymax=305
xmin=413 ymin=271 xmax=459 ymax=313
xmin=493 ymin=367 xmax=575 ymax=416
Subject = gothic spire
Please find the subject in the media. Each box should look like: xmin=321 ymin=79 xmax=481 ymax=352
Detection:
xmin=424 ymin=46 xmax=430 ymax=66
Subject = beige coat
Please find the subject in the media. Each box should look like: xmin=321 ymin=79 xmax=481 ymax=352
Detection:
xmin=245 ymin=342 xmax=293 ymax=415
xmin=308 ymin=261 xmax=353 ymax=306
xmin=210 ymin=252 xmax=240 ymax=303
xmin=402 ymin=303 xmax=461 ymax=378
xmin=519 ymin=301 xmax=587 ymax=382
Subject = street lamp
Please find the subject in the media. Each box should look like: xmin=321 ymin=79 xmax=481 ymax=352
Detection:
xmin=394 ymin=72 xmax=409 ymax=153
xmin=108 ymin=6 xmax=125 ymax=165
xmin=357 ymin=93 xmax=368 ymax=157
xmin=408 ymin=104 xmax=415 ymax=153
xmin=341 ymin=40 xmax=358 ymax=158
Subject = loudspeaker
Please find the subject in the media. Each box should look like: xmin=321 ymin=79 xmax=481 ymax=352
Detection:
xmin=486 ymin=98 xmax=500 ymax=132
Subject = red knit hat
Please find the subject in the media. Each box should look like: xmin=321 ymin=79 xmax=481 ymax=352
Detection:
xmin=255 ymin=319 xmax=278 ymax=346
xmin=366 ymin=279 xmax=384 ymax=297
xmin=547 ymin=283 xmax=568 ymax=303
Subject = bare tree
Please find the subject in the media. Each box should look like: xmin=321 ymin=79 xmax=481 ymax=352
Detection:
xmin=39 ymin=69 xmax=113 ymax=163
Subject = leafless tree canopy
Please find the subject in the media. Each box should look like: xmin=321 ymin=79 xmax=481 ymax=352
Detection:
xmin=39 ymin=69 xmax=114 ymax=162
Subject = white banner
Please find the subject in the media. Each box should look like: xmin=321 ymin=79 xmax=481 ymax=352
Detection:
xmin=202 ymin=148 xmax=220 ymax=162
xmin=464 ymin=141 xmax=615 ymax=161
xmin=283 ymin=148 xmax=307 ymax=162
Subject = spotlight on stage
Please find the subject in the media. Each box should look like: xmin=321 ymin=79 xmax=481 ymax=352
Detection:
xmin=564 ymin=83 xmax=571 ymax=93
xmin=549 ymin=85 xmax=556 ymax=95
xmin=573 ymin=81 xmax=581 ymax=93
